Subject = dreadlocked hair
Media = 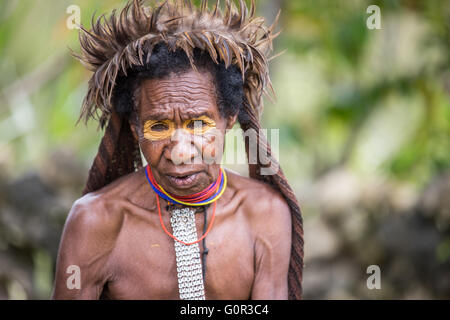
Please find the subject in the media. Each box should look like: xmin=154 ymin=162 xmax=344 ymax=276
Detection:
xmin=76 ymin=0 xmax=304 ymax=299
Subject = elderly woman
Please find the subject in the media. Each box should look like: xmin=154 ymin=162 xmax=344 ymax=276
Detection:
xmin=52 ymin=0 xmax=303 ymax=300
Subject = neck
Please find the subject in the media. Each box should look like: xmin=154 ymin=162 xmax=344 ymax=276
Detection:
xmin=145 ymin=165 xmax=227 ymax=207
xmin=163 ymin=199 xmax=208 ymax=213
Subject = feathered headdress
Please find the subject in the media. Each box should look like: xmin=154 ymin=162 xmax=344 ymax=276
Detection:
xmin=77 ymin=0 xmax=279 ymax=127
xmin=76 ymin=0 xmax=304 ymax=299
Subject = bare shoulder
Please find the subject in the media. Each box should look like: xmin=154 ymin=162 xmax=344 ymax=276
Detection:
xmin=225 ymin=169 xmax=292 ymax=232
xmin=62 ymin=170 xmax=143 ymax=256
xmin=53 ymin=170 xmax=146 ymax=298
xmin=66 ymin=192 xmax=123 ymax=244
xmin=225 ymin=169 xmax=292 ymax=298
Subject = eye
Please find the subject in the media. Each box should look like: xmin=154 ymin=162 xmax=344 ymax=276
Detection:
xmin=186 ymin=119 xmax=208 ymax=129
xmin=150 ymin=122 xmax=169 ymax=131
xmin=183 ymin=116 xmax=216 ymax=134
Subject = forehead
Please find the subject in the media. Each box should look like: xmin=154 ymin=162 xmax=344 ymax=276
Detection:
xmin=138 ymin=69 xmax=218 ymax=119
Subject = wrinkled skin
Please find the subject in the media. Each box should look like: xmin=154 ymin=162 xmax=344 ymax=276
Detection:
xmin=52 ymin=69 xmax=292 ymax=300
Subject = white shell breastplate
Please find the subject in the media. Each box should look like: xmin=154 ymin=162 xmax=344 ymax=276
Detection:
xmin=170 ymin=207 xmax=206 ymax=300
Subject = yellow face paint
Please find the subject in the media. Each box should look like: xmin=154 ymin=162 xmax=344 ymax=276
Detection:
xmin=143 ymin=119 xmax=175 ymax=141
xmin=183 ymin=115 xmax=216 ymax=135
xmin=143 ymin=116 xmax=216 ymax=141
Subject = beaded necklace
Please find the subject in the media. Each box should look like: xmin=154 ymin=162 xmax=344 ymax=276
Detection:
xmin=144 ymin=165 xmax=227 ymax=300
xmin=145 ymin=165 xmax=227 ymax=206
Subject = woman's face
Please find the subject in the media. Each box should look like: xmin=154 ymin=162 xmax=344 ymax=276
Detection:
xmin=130 ymin=68 xmax=236 ymax=196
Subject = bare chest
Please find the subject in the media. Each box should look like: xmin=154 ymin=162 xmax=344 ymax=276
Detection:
xmin=103 ymin=210 xmax=255 ymax=299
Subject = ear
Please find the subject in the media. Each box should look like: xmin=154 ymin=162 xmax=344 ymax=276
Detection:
xmin=129 ymin=115 xmax=140 ymax=141
xmin=225 ymin=114 xmax=238 ymax=130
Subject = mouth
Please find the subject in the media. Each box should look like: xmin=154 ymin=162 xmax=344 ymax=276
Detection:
xmin=165 ymin=172 xmax=201 ymax=188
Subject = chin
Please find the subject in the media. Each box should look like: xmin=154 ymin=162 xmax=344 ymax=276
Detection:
xmin=163 ymin=172 xmax=209 ymax=195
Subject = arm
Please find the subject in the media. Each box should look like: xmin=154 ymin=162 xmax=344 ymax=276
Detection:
xmin=249 ymin=190 xmax=292 ymax=300
xmin=52 ymin=196 xmax=121 ymax=299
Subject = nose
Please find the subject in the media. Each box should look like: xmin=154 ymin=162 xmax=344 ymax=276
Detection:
xmin=165 ymin=129 xmax=201 ymax=165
